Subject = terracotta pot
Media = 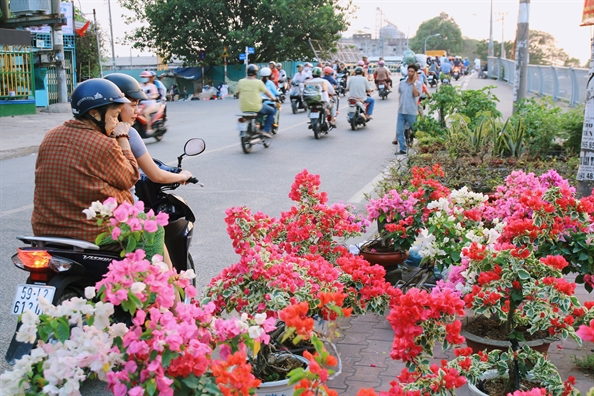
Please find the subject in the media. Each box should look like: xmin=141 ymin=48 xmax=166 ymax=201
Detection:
xmin=359 ymin=249 xmax=409 ymax=268
xmin=462 ymin=330 xmax=553 ymax=354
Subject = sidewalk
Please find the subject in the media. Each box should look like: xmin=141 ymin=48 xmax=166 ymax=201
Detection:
xmin=0 ymin=110 xmax=72 ymax=160
xmin=326 ymin=279 xmax=593 ymax=395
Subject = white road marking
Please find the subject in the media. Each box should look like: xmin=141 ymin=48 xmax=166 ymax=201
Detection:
xmin=0 ymin=204 xmax=33 ymax=218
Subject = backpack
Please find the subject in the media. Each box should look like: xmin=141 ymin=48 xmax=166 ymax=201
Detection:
xmin=302 ymin=82 xmax=323 ymax=105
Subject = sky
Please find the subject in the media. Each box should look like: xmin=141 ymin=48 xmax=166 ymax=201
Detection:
xmin=78 ymin=0 xmax=593 ymax=65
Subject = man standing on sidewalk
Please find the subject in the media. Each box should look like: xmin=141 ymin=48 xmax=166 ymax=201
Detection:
xmin=393 ymin=64 xmax=422 ymax=154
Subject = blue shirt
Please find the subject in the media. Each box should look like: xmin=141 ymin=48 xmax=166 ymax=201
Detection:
xmin=323 ymin=75 xmax=337 ymax=87
xmin=262 ymin=79 xmax=279 ymax=99
xmin=441 ymin=62 xmax=452 ymax=74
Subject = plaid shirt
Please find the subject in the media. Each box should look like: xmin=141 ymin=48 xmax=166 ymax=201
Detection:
xmin=32 ymin=120 xmax=139 ymax=242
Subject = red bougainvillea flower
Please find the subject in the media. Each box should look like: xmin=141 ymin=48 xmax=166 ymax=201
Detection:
xmin=539 ymin=255 xmax=569 ymax=271
xmin=279 ymin=302 xmax=315 ymax=338
xmin=210 ymin=351 xmax=261 ymax=396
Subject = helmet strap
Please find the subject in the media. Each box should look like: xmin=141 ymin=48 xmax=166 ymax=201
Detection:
xmin=84 ymin=107 xmax=108 ymax=135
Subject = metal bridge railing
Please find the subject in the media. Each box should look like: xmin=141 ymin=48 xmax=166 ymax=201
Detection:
xmin=487 ymin=56 xmax=588 ymax=106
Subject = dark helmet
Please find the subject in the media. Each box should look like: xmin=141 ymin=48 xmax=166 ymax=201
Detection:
xmin=247 ymin=64 xmax=259 ymax=76
xmin=354 ymin=66 xmax=364 ymax=75
xmin=70 ymin=79 xmax=129 ymax=116
xmin=104 ymin=73 xmax=148 ymax=101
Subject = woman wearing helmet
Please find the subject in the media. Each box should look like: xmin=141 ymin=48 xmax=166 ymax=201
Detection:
xmin=139 ymin=70 xmax=160 ymax=135
xmin=308 ymin=67 xmax=337 ymax=127
xmin=260 ymin=67 xmax=280 ymax=130
xmin=32 ymin=79 xmax=139 ymax=245
xmin=105 ymin=73 xmax=193 ymax=186
xmin=354 ymin=60 xmax=368 ymax=78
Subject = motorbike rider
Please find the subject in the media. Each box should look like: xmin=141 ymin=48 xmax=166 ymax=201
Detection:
xmin=322 ymin=66 xmax=338 ymax=126
xmin=373 ymin=60 xmax=392 ymax=91
xmin=303 ymin=62 xmax=313 ymax=79
xmin=268 ymin=61 xmax=280 ymax=86
xmin=293 ymin=64 xmax=308 ymax=84
xmin=353 ymin=60 xmax=367 ymax=77
xmin=428 ymin=60 xmax=439 ymax=83
xmin=149 ymin=71 xmax=167 ymax=101
xmin=440 ymin=59 xmax=452 ymax=79
xmin=307 ymin=67 xmax=337 ymax=128
xmin=237 ymin=64 xmax=277 ymax=138
xmin=104 ymin=73 xmax=193 ymax=187
xmin=260 ymin=67 xmax=280 ymax=128
xmin=32 ymin=79 xmax=139 ymax=245
xmin=346 ymin=66 xmax=374 ymax=122
xmin=322 ymin=66 xmax=338 ymax=87
xmin=276 ymin=62 xmax=288 ymax=94
xmin=139 ymin=70 xmax=160 ymax=135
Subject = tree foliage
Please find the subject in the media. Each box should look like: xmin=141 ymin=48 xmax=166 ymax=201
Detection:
xmin=74 ymin=9 xmax=107 ymax=79
xmin=409 ymin=13 xmax=463 ymax=55
xmin=528 ymin=30 xmax=571 ymax=66
xmin=475 ymin=39 xmax=514 ymax=61
xmin=118 ymin=0 xmax=355 ymax=65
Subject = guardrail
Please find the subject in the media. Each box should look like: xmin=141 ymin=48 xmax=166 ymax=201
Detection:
xmin=487 ymin=57 xmax=589 ymax=106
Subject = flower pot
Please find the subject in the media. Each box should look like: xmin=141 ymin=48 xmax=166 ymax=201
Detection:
xmin=360 ymin=250 xmax=409 ymax=268
xmin=467 ymin=369 xmax=499 ymax=396
xmin=255 ymin=354 xmax=309 ymax=396
xmin=461 ymin=330 xmax=553 ymax=354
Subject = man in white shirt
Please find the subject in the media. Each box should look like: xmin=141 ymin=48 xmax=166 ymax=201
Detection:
xmin=306 ymin=67 xmax=337 ymax=127
xmin=346 ymin=66 xmax=374 ymax=121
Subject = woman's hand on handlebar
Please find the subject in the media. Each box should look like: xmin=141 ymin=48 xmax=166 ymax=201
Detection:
xmin=178 ymin=170 xmax=193 ymax=184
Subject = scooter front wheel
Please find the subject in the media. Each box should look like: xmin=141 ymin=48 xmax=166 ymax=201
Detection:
xmin=312 ymin=119 xmax=321 ymax=139
xmin=291 ymin=101 xmax=298 ymax=114
xmin=350 ymin=117 xmax=357 ymax=130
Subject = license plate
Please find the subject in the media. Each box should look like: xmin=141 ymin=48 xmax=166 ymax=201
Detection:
xmin=309 ymin=112 xmax=319 ymax=119
xmin=379 ymin=84 xmax=385 ymax=89
xmin=12 ymin=284 xmax=56 ymax=316
xmin=237 ymin=122 xmax=248 ymax=132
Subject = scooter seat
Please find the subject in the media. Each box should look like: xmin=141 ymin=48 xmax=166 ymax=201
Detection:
xmin=238 ymin=112 xmax=258 ymax=118
xmin=16 ymin=235 xmax=100 ymax=250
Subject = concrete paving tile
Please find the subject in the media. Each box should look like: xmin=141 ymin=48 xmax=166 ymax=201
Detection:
xmin=361 ymin=340 xmax=393 ymax=355
xmin=353 ymin=351 xmax=394 ymax=368
xmin=367 ymin=327 xmax=396 ymax=341
xmin=353 ymin=314 xmax=383 ymax=323
xmin=345 ymin=366 xmax=389 ymax=383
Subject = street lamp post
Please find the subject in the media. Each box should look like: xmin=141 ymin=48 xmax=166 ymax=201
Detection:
xmin=423 ymin=33 xmax=440 ymax=55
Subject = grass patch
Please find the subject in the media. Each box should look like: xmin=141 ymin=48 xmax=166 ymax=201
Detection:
xmin=571 ymin=354 xmax=594 ymax=374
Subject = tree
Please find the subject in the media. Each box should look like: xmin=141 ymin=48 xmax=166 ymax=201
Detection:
xmin=118 ymin=0 xmax=356 ymax=65
xmin=409 ymin=13 xmax=464 ymax=55
xmin=74 ymin=9 xmax=106 ymax=78
xmin=528 ymin=30 xmax=570 ymax=66
xmin=475 ymin=39 xmax=514 ymax=60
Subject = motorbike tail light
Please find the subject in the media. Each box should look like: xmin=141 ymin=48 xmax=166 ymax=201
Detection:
xmin=14 ymin=249 xmax=52 ymax=269
xmin=30 ymin=272 xmax=51 ymax=282
xmin=349 ymin=99 xmax=357 ymax=105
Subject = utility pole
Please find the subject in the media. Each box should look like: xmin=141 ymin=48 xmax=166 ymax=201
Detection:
xmin=107 ymin=0 xmax=116 ymax=71
xmin=497 ymin=12 xmax=508 ymax=58
xmin=577 ymin=37 xmax=594 ymax=197
xmin=512 ymin=0 xmax=530 ymax=113
xmin=488 ymin=0 xmax=494 ymax=58
xmin=93 ymin=9 xmax=103 ymax=77
xmin=51 ymin=0 xmax=67 ymax=103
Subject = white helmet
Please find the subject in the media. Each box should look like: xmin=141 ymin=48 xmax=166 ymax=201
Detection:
xmin=260 ymin=67 xmax=272 ymax=77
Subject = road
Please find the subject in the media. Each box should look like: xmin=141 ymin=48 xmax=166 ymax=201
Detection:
xmin=0 ymin=74 xmax=470 ymax=392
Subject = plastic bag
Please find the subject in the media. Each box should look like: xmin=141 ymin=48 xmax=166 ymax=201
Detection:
xmin=303 ymin=84 xmax=322 ymax=104
xmin=402 ymin=49 xmax=417 ymax=68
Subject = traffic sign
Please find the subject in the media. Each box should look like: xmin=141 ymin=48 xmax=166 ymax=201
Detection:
xmin=199 ymin=50 xmax=206 ymax=60
xmin=247 ymin=47 xmax=255 ymax=54
xmin=239 ymin=53 xmax=246 ymax=60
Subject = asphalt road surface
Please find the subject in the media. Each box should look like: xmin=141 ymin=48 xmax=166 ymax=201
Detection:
xmin=0 ymin=75 xmax=467 ymax=393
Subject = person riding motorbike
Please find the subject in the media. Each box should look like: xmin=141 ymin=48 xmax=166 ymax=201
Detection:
xmin=104 ymin=73 xmax=193 ymax=187
xmin=149 ymin=71 xmax=167 ymax=101
xmin=237 ymin=64 xmax=276 ymax=138
xmin=440 ymin=59 xmax=452 ymax=78
xmin=307 ymin=67 xmax=337 ymax=128
xmin=293 ymin=64 xmax=308 ymax=84
xmin=32 ymin=79 xmax=139 ymax=247
xmin=354 ymin=60 xmax=368 ymax=78
xmin=346 ymin=66 xmax=374 ymax=121
xmin=139 ymin=70 xmax=160 ymax=135
xmin=303 ymin=62 xmax=313 ymax=79
xmin=373 ymin=60 xmax=392 ymax=91
xmin=428 ymin=60 xmax=439 ymax=84
xmin=276 ymin=62 xmax=288 ymax=95
xmin=269 ymin=61 xmax=280 ymax=86
xmin=260 ymin=67 xmax=280 ymax=129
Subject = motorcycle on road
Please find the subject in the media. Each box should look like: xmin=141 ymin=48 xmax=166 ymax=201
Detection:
xmin=134 ymin=100 xmax=168 ymax=141
xmin=237 ymin=101 xmax=279 ymax=154
xmin=377 ymin=80 xmax=390 ymax=100
xmin=5 ymin=138 xmax=206 ymax=365
xmin=347 ymin=97 xmax=370 ymax=130
xmin=307 ymin=101 xmax=332 ymax=139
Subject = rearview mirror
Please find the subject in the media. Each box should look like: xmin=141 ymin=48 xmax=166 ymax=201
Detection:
xmin=184 ymin=138 xmax=206 ymax=156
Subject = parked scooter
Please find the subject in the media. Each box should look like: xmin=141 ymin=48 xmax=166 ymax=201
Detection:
xmin=347 ymin=97 xmax=369 ymax=130
xmin=377 ymin=80 xmax=390 ymax=100
xmin=134 ymin=100 xmax=168 ymax=141
xmin=307 ymin=101 xmax=332 ymax=139
xmin=5 ymin=138 xmax=206 ymax=365
xmin=290 ymin=82 xmax=307 ymax=114
xmin=237 ymin=101 xmax=279 ymax=154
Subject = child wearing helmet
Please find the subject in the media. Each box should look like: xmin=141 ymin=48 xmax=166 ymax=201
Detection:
xmin=32 ymin=79 xmax=139 ymax=245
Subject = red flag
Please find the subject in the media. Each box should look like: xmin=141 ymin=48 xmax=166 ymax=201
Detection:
xmin=76 ymin=20 xmax=91 ymax=36
xmin=582 ymin=0 xmax=594 ymax=26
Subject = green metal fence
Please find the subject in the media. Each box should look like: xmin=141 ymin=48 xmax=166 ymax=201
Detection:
xmin=0 ymin=46 xmax=35 ymax=99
